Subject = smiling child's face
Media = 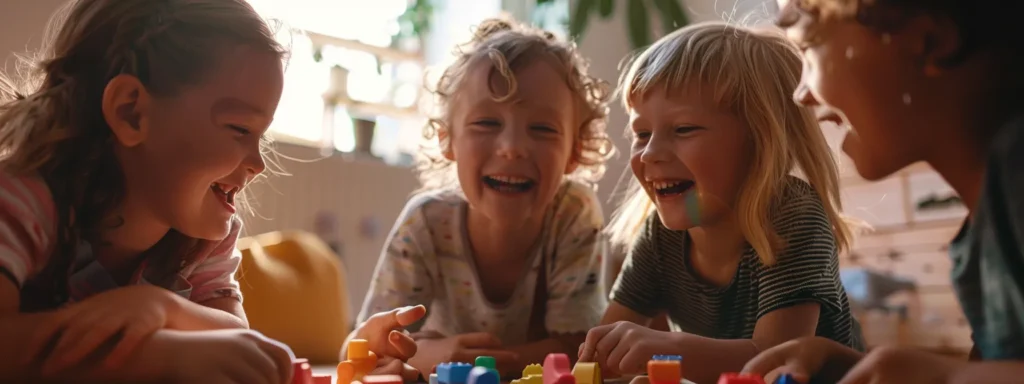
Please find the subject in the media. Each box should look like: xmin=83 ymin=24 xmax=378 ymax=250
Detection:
xmin=444 ymin=57 xmax=579 ymax=225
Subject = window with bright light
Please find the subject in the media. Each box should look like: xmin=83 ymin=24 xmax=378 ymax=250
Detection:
xmin=246 ymin=0 xmax=426 ymax=165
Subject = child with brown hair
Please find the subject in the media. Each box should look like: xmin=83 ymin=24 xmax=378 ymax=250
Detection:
xmin=744 ymin=0 xmax=1024 ymax=382
xmin=0 ymin=0 xmax=295 ymax=382
xmin=347 ymin=17 xmax=614 ymax=378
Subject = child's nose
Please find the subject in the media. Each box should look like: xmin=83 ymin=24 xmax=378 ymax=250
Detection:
xmin=244 ymin=146 xmax=266 ymax=176
xmin=639 ymin=136 xmax=671 ymax=164
xmin=495 ymin=127 xmax=527 ymax=159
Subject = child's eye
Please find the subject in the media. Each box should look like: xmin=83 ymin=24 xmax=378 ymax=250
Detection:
xmin=530 ymin=125 xmax=558 ymax=133
xmin=228 ymin=125 xmax=251 ymax=135
xmin=674 ymin=126 xmax=701 ymax=134
xmin=633 ymin=131 xmax=651 ymax=140
xmin=471 ymin=120 xmax=500 ymax=128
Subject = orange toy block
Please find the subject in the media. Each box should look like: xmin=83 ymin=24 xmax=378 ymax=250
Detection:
xmin=647 ymin=360 xmax=682 ymax=384
xmin=337 ymin=339 xmax=378 ymax=384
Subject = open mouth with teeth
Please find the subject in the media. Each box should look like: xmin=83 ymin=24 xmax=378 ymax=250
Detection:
xmin=482 ymin=175 xmax=536 ymax=194
xmin=211 ymin=183 xmax=239 ymax=209
xmin=651 ymin=180 xmax=694 ymax=197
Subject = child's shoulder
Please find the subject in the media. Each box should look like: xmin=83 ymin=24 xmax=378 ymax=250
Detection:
xmin=552 ymin=179 xmax=602 ymax=216
xmin=774 ymin=176 xmax=826 ymax=219
xmin=0 ymin=167 xmax=57 ymax=221
xmin=399 ymin=188 xmax=465 ymax=223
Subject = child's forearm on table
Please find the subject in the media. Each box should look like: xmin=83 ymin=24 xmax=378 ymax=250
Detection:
xmin=0 ymin=312 xmax=170 ymax=382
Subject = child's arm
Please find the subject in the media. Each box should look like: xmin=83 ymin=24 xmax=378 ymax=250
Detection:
xmin=526 ymin=183 xmax=609 ymax=365
xmin=344 ymin=196 xmax=436 ymax=376
xmin=0 ymin=278 xmax=170 ymax=382
xmin=172 ymin=218 xmax=249 ymax=330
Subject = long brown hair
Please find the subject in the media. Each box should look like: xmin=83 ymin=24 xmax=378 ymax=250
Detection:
xmin=0 ymin=0 xmax=285 ymax=310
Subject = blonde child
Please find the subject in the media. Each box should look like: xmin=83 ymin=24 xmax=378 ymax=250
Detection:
xmin=577 ymin=22 xmax=863 ymax=384
xmin=349 ymin=18 xmax=613 ymax=377
xmin=0 ymin=0 xmax=296 ymax=382
xmin=744 ymin=0 xmax=1024 ymax=383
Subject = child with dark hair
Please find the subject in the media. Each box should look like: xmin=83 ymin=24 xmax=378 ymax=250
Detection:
xmin=745 ymin=0 xmax=1024 ymax=382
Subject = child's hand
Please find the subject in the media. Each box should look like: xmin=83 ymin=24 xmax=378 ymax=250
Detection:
xmin=578 ymin=321 xmax=683 ymax=376
xmin=348 ymin=306 xmax=427 ymax=361
xmin=413 ymin=332 xmax=519 ymax=373
xmin=26 ymin=285 xmax=177 ymax=374
xmin=837 ymin=345 xmax=965 ymax=384
xmin=159 ymin=329 xmax=295 ymax=384
xmin=741 ymin=337 xmax=840 ymax=383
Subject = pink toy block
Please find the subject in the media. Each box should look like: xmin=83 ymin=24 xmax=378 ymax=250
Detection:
xmin=542 ymin=354 xmax=575 ymax=384
xmin=717 ymin=373 xmax=766 ymax=384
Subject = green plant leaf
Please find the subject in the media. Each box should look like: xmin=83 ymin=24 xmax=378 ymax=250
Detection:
xmin=627 ymin=0 xmax=651 ymax=49
xmin=569 ymin=0 xmax=596 ymax=40
xmin=598 ymin=0 xmax=614 ymax=18
xmin=650 ymin=0 xmax=688 ymax=34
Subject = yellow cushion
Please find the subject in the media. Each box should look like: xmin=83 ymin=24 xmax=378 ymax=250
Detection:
xmin=236 ymin=230 xmax=350 ymax=364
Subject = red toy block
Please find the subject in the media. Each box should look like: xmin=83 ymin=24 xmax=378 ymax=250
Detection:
xmin=292 ymin=359 xmax=314 ymax=384
xmin=312 ymin=376 xmax=332 ymax=384
xmin=543 ymin=353 xmax=572 ymax=384
xmin=717 ymin=373 xmax=766 ymax=384
xmin=364 ymin=374 xmax=404 ymax=384
xmin=647 ymin=360 xmax=681 ymax=384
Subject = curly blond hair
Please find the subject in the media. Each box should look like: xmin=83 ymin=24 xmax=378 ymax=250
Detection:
xmin=416 ymin=18 xmax=614 ymax=192
xmin=0 ymin=0 xmax=284 ymax=310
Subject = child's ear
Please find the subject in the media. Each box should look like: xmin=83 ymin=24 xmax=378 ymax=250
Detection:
xmin=438 ymin=128 xmax=455 ymax=161
xmin=902 ymin=14 xmax=961 ymax=76
xmin=102 ymin=74 xmax=151 ymax=147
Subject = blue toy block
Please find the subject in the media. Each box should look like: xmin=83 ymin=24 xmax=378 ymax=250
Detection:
xmin=775 ymin=374 xmax=796 ymax=384
xmin=652 ymin=355 xmax=683 ymax=361
xmin=437 ymin=362 xmax=473 ymax=384
xmin=467 ymin=366 xmax=499 ymax=384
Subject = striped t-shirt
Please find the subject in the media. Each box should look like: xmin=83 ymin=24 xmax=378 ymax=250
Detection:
xmin=610 ymin=177 xmax=863 ymax=350
xmin=0 ymin=171 xmax=245 ymax=309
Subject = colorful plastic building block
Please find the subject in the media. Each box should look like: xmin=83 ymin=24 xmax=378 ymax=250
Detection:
xmin=475 ymin=356 xmax=500 ymax=381
xmin=337 ymin=339 xmax=378 ymax=384
xmin=542 ymin=354 xmax=575 ymax=384
xmin=775 ymin=374 xmax=796 ymax=384
xmin=364 ymin=374 xmax=404 ymax=384
xmin=648 ymin=359 xmax=682 ymax=384
xmin=312 ymin=376 xmax=332 ymax=384
xmin=571 ymin=362 xmax=601 ymax=384
xmin=430 ymin=373 xmax=439 ymax=384
xmin=291 ymin=359 xmax=314 ymax=384
xmin=437 ymin=362 xmax=474 ymax=384
xmin=468 ymin=366 xmax=500 ymax=384
xmin=523 ymin=364 xmax=543 ymax=378
xmin=717 ymin=373 xmax=766 ymax=384
xmin=652 ymin=355 xmax=683 ymax=361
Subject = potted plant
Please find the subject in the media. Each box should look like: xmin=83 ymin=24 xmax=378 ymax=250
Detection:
xmin=537 ymin=0 xmax=690 ymax=49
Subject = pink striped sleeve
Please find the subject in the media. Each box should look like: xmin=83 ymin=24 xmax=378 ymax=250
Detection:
xmin=0 ymin=172 xmax=57 ymax=287
xmin=187 ymin=217 xmax=243 ymax=303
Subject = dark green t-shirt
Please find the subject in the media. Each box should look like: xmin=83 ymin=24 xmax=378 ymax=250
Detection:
xmin=950 ymin=115 xmax=1024 ymax=359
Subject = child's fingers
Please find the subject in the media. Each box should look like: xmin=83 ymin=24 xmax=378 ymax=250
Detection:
xmin=254 ymin=335 xmax=295 ymax=384
xmin=579 ymin=324 xmax=615 ymax=363
xmin=372 ymin=356 xmax=420 ymax=381
xmin=394 ymin=305 xmax=427 ymax=327
xmin=628 ymin=376 xmax=650 ymax=384
xmin=102 ymin=325 xmax=150 ymax=369
xmin=387 ymin=330 xmax=417 ymax=359
xmin=47 ymin=319 xmax=120 ymax=373
xmin=22 ymin=310 xmax=73 ymax=365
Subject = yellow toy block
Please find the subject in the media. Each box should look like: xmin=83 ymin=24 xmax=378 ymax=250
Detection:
xmin=522 ymin=364 xmax=543 ymax=378
xmin=337 ymin=339 xmax=378 ymax=384
xmin=572 ymin=362 xmax=601 ymax=384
